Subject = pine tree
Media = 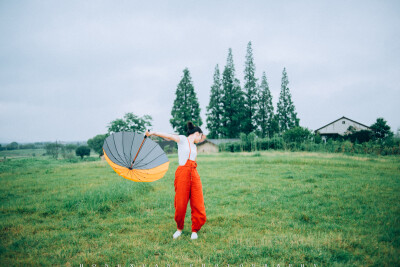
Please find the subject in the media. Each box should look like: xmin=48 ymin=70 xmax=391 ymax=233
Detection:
xmin=243 ymin=41 xmax=259 ymax=135
xmin=206 ymin=65 xmax=223 ymax=139
xmin=276 ymin=68 xmax=300 ymax=133
xmin=256 ymin=72 xmax=275 ymax=138
xmin=232 ymin=77 xmax=245 ymax=135
xmin=220 ymin=48 xmax=245 ymax=138
xmin=170 ymin=68 xmax=202 ymax=135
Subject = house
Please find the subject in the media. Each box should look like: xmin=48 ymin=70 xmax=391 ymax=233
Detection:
xmin=197 ymin=138 xmax=241 ymax=153
xmin=315 ymin=116 xmax=372 ymax=141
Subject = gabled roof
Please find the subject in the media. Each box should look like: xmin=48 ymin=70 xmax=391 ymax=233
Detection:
xmin=315 ymin=116 xmax=371 ymax=132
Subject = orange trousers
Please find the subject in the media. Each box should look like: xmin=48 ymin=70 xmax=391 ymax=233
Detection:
xmin=174 ymin=159 xmax=207 ymax=232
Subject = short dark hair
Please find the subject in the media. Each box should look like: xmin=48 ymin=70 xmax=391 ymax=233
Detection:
xmin=186 ymin=121 xmax=203 ymax=136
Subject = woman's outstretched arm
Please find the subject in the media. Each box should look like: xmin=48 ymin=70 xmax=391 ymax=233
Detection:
xmin=145 ymin=130 xmax=180 ymax=143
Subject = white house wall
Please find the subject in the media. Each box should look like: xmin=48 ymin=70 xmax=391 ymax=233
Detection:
xmin=197 ymin=142 xmax=219 ymax=153
xmin=318 ymin=118 xmax=370 ymax=135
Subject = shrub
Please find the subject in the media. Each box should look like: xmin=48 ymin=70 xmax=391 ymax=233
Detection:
xmin=6 ymin=142 xmax=19 ymax=150
xmin=221 ymin=142 xmax=235 ymax=152
xmin=19 ymin=143 xmax=36 ymax=149
xmin=233 ymin=142 xmax=241 ymax=152
xmin=65 ymin=144 xmax=78 ymax=152
xmin=87 ymin=134 xmax=109 ymax=156
xmin=268 ymin=136 xmax=284 ymax=150
xmin=171 ymin=146 xmax=177 ymax=154
xmin=163 ymin=145 xmax=172 ymax=154
xmin=61 ymin=144 xmax=77 ymax=159
xmin=238 ymin=132 xmax=257 ymax=152
xmin=240 ymin=132 xmax=247 ymax=143
xmin=345 ymin=130 xmax=373 ymax=143
xmin=314 ymin=133 xmax=322 ymax=144
xmin=45 ymin=143 xmax=63 ymax=159
xmin=283 ymin=127 xmax=312 ymax=143
xmin=76 ymin=146 xmax=91 ymax=159
xmin=341 ymin=140 xmax=354 ymax=154
xmin=259 ymin=139 xmax=269 ymax=150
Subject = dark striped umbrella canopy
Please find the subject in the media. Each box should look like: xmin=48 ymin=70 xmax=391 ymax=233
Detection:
xmin=102 ymin=131 xmax=169 ymax=182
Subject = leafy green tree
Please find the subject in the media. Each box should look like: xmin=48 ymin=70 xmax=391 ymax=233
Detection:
xmin=65 ymin=144 xmax=78 ymax=152
xmin=45 ymin=142 xmax=62 ymax=159
xmin=395 ymin=127 xmax=400 ymax=139
xmin=313 ymin=132 xmax=322 ymax=144
xmin=163 ymin=144 xmax=172 ymax=154
xmin=108 ymin=113 xmax=152 ymax=134
xmin=345 ymin=125 xmax=357 ymax=135
xmin=242 ymin=41 xmax=258 ymax=134
xmin=87 ymin=134 xmax=109 ymax=156
xmin=276 ymin=68 xmax=299 ymax=133
xmin=283 ymin=126 xmax=312 ymax=143
xmin=19 ymin=143 xmax=36 ymax=149
xmin=370 ymin=117 xmax=393 ymax=140
xmin=75 ymin=146 xmax=91 ymax=159
xmin=239 ymin=132 xmax=257 ymax=152
xmin=345 ymin=130 xmax=373 ymax=143
xmin=206 ymin=65 xmax=223 ymax=139
xmin=61 ymin=144 xmax=77 ymax=159
xmin=6 ymin=142 xmax=19 ymax=150
xmin=256 ymin=72 xmax=275 ymax=138
xmin=220 ymin=48 xmax=245 ymax=138
xmin=170 ymin=68 xmax=203 ymax=135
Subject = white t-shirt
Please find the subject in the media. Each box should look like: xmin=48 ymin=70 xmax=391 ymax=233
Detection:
xmin=177 ymin=135 xmax=197 ymax=166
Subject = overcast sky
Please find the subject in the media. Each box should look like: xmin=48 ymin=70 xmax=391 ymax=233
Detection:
xmin=1 ymin=0 xmax=399 ymax=143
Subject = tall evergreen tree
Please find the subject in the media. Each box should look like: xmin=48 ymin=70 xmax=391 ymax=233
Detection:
xmin=220 ymin=48 xmax=245 ymax=138
xmin=256 ymin=72 xmax=275 ymax=138
xmin=170 ymin=68 xmax=202 ymax=135
xmin=243 ymin=41 xmax=259 ymax=135
xmin=206 ymin=65 xmax=223 ymax=139
xmin=276 ymin=68 xmax=299 ymax=133
xmin=232 ymin=77 xmax=245 ymax=135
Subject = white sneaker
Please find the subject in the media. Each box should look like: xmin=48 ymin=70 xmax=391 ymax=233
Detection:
xmin=191 ymin=232 xmax=198 ymax=240
xmin=173 ymin=230 xmax=182 ymax=239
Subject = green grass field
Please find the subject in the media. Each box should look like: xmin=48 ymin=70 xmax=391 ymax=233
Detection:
xmin=1 ymin=151 xmax=399 ymax=266
xmin=0 ymin=148 xmax=46 ymax=158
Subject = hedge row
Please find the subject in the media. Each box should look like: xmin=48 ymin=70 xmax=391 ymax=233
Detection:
xmin=218 ymin=138 xmax=400 ymax=156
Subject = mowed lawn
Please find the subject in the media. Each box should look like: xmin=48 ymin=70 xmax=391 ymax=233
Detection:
xmin=0 ymin=151 xmax=399 ymax=266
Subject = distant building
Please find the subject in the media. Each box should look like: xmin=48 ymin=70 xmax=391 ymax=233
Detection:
xmin=197 ymin=138 xmax=240 ymax=153
xmin=315 ymin=116 xmax=372 ymax=141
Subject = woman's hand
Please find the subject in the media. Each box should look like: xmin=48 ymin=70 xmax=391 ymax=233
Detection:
xmin=145 ymin=129 xmax=152 ymax=137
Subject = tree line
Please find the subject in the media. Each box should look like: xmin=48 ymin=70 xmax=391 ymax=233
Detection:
xmin=218 ymin=117 xmax=400 ymax=156
xmin=5 ymin=40 xmax=398 ymax=158
xmin=170 ymin=41 xmax=299 ymax=138
xmin=83 ymin=41 xmax=398 ymax=156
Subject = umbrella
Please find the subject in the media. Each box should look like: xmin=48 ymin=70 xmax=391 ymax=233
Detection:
xmin=102 ymin=131 xmax=169 ymax=182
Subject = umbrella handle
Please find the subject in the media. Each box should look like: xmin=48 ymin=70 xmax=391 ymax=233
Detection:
xmin=129 ymin=130 xmax=149 ymax=170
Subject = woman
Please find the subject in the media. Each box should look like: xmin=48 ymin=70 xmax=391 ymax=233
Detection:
xmin=145 ymin=121 xmax=207 ymax=240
